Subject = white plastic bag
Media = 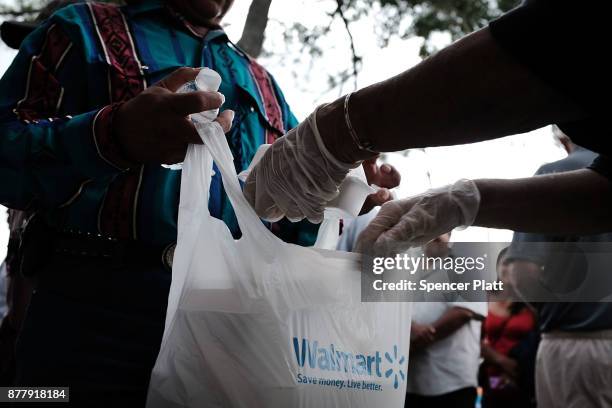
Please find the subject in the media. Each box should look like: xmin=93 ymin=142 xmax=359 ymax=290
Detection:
xmin=147 ymin=119 xmax=411 ymax=408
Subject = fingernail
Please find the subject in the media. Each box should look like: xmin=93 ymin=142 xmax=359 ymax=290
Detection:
xmin=216 ymin=92 xmax=225 ymax=105
xmin=379 ymin=189 xmax=390 ymax=200
xmin=381 ymin=164 xmax=391 ymax=173
xmin=228 ymin=110 xmax=235 ymax=122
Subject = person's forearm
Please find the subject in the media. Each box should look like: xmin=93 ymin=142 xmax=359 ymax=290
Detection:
xmin=475 ymin=169 xmax=612 ymax=234
xmin=318 ymin=27 xmax=586 ymax=163
xmin=431 ymin=307 xmax=474 ymax=342
xmin=481 ymin=343 xmax=506 ymax=366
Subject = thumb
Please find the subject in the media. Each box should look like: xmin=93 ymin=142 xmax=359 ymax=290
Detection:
xmin=354 ymin=201 xmax=404 ymax=254
xmin=373 ymin=208 xmax=427 ymax=254
xmin=168 ymin=91 xmax=225 ymax=116
xmin=362 ymin=157 xmax=379 ymax=184
xmin=154 ymin=67 xmax=201 ymax=92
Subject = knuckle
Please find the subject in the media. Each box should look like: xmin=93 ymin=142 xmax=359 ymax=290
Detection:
xmin=201 ymin=91 xmax=222 ymax=107
xmin=184 ymin=93 xmax=210 ymax=112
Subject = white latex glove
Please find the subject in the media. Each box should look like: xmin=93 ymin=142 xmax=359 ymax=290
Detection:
xmin=243 ymin=107 xmax=358 ymax=223
xmin=355 ymin=179 xmax=481 ymax=255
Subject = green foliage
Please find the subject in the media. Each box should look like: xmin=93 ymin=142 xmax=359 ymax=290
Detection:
xmin=273 ymin=0 xmax=519 ymax=91
xmin=343 ymin=0 xmax=519 ymax=57
xmin=0 ymin=0 xmax=46 ymax=19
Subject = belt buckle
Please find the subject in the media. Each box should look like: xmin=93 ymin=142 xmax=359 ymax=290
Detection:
xmin=162 ymin=243 xmax=176 ymax=272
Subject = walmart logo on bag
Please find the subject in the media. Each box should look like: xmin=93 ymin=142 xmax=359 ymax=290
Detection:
xmin=384 ymin=345 xmax=406 ymax=390
xmin=292 ymin=337 xmax=406 ymax=389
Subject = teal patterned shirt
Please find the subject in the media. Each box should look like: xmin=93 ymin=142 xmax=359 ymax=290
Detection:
xmin=0 ymin=0 xmax=318 ymax=246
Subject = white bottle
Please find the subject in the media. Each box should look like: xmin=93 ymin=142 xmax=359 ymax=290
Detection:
xmin=313 ymin=166 xmax=375 ymax=250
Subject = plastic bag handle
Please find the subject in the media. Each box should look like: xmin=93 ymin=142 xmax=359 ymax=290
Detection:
xmin=194 ymin=121 xmax=278 ymax=247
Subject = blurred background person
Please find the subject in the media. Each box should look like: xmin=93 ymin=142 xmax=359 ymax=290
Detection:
xmin=480 ymin=247 xmax=538 ymax=408
xmin=507 ymin=129 xmax=612 ymax=408
xmin=0 ymin=210 xmax=31 ymax=386
xmin=405 ymin=233 xmax=487 ymax=408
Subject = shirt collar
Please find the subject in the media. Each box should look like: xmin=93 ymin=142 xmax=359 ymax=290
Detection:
xmin=123 ymin=0 xmax=166 ymax=16
xmin=204 ymin=29 xmax=228 ymax=42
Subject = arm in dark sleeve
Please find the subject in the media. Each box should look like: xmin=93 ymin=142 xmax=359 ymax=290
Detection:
xmin=508 ymin=163 xmax=555 ymax=263
xmin=489 ymin=0 xmax=611 ymax=117
xmin=0 ymin=22 xmax=130 ymax=211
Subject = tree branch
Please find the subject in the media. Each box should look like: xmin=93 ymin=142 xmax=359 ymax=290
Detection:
xmin=0 ymin=8 xmax=41 ymax=18
xmin=237 ymin=0 xmax=273 ymax=58
xmin=334 ymin=0 xmax=360 ymax=90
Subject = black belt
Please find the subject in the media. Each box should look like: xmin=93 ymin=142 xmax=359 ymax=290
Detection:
xmin=19 ymin=214 xmax=175 ymax=276
xmin=53 ymin=229 xmax=175 ymax=272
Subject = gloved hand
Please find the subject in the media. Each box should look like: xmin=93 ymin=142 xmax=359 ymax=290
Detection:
xmin=243 ymin=107 xmax=359 ymax=223
xmin=355 ymin=179 xmax=481 ymax=255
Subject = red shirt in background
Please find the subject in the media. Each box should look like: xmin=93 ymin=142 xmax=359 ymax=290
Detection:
xmin=485 ymin=306 xmax=536 ymax=358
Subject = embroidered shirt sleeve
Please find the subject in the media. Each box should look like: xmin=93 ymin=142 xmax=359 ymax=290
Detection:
xmin=0 ymin=20 xmax=127 ymax=210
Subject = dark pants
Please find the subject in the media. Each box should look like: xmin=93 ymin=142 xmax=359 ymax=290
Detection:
xmin=14 ymin=253 xmax=171 ymax=407
xmin=405 ymin=387 xmax=477 ymax=408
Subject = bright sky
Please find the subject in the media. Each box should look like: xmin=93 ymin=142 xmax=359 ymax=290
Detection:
xmin=0 ymin=0 xmax=565 ymax=260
